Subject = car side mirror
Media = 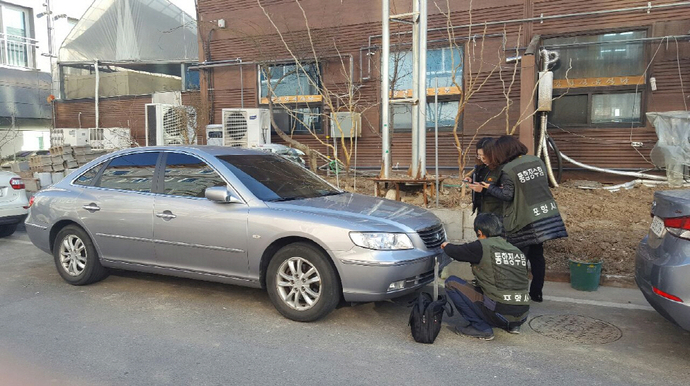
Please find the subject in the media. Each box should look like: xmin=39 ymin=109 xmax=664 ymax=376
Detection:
xmin=205 ymin=186 xmax=242 ymax=204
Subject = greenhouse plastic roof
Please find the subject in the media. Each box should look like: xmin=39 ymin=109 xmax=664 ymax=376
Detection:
xmin=59 ymin=0 xmax=198 ymax=64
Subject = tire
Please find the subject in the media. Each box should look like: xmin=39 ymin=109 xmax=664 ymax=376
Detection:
xmin=266 ymin=242 xmax=340 ymax=322
xmin=0 ymin=223 xmax=18 ymax=238
xmin=53 ymin=225 xmax=109 ymax=286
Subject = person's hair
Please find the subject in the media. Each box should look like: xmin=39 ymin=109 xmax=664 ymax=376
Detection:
xmin=474 ymin=213 xmax=504 ymax=237
xmin=476 ymin=137 xmax=493 ymax=150
xmin=485 ymin=135 xmax=528 ymax=167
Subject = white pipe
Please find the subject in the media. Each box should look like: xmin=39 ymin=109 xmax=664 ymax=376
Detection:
xmin=434 ymin=79 xmax=439 ymax=207
xmin=410 ymin=0 xmax=420 ymax=177
xmin=559 ymin=152 xmax=667 ymax=180
xmin=417 ymin=0 xmax=427 ymax=178
xmin=542 ymin=135 xmax=559 ymax=187
xmin=381 ymin=0 xmax=391 ymax=178
xmin=94 ymin=60 xmax=99 ymax=131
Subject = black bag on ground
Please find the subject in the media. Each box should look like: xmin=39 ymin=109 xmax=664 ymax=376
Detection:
xmin=408 ymin=292 xmax=454 ymax=344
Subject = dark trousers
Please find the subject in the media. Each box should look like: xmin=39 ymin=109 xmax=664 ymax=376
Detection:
xmin=444 ymin=276 xmax=526 ymax=333
xmin=521 ymin=243 xmax=545 ymax=298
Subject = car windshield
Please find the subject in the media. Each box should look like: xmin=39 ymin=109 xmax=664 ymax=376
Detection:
xmin=216 ymin=154 xmax=342 ymax=201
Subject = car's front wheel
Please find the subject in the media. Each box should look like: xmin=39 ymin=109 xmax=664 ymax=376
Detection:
xmin=266 ymin=242 xmax=340 ymax=322
xmin=53 ymin=225 xmax=109 ymax=285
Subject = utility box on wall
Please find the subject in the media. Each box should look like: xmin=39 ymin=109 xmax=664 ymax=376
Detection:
xmin=330 ymin=112 xmax=361 ymax=138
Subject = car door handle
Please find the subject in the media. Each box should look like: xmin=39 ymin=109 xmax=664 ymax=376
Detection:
xmin=156 ymin=211 xmax=177 ymax=220
xmin=82 ymin=204 xmax=100 ymax=211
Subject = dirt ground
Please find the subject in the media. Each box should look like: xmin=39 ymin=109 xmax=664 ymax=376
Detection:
xmin=325 ymin=173 xmax=656 ymax=277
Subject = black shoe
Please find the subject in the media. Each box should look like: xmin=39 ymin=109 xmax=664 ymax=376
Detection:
xmin=508 ymin=325 xmax=521 ymax=334
xmin=530 ymin=293 xmax=543 ymax=303
xmin=454 ymin=325 xmax=495 ymax=341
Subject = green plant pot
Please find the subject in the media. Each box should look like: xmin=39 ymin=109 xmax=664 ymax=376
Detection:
xmin=568 ymin=260 xmax=602 ymax=291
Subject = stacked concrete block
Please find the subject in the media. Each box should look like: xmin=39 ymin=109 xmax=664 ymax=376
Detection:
xmin=25 ymin=146 xmax=111 ymax=181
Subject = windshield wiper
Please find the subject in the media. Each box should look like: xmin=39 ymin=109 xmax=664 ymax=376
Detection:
xmin=271 ymin=196 xmax=302 ymax=202
xmin=320 ymin=191 xmax=344 ymax=197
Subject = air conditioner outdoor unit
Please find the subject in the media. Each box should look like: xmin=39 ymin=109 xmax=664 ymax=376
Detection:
xmin=330 ymin=112 xmax=361 ymax=138
xmin=57 ymin=128 xmax=91 ymax=147
xmin=221 ymin=108 xmax=271 ymax=148
xmin=145 ymin=103 xmax=197 ymax=146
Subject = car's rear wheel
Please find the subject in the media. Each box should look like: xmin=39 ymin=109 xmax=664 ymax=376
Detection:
xmin=0 ymin=224 xmax=17 ymax=238
xmin=266 ymin=242 xmax=340 ymax=322
xmin=53 ymin=225 xmax=109 ymax=285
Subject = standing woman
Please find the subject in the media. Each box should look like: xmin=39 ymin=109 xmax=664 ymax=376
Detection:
xmin=471 ymin=135 xmax=567 ymax=302
xmin=466 ymin=138 xmax=503 ymax=217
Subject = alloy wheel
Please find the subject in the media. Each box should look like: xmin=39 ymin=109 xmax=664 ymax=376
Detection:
xmin=59 ymin=235 xmax=87 ymax=276
xmin=275 ymin=256 xmax=322 ymax=311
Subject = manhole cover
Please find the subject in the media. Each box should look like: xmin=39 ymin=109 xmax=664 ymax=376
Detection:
xmin=529 ymin=314 xmax=622 ymax=344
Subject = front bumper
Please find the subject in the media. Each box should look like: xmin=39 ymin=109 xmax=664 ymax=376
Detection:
xmin=334 ymin=247 xmax=447 ymax=302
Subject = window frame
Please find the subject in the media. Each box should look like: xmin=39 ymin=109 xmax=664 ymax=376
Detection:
xmin=88 ymin=152 xmax=162 ymax=194
xmin=387 ymin=46 xmax=464 ymax=133
xmin=0 ymin=2 xmax=36 ymax=69
xmin=543 ymin=29 xmax=649 ymax=128
xmin=158 ymin=152 xmax=231 ymax=200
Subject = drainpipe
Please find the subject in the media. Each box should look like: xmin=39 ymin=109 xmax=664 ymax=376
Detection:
xmin=381 ymin=0 xmax=391 ymax=178
xmin=94 ymin=60 xmax=99 ymax=131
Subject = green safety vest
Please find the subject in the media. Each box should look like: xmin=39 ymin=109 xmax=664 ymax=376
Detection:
xmin=480 ymin=166 xmax=503 ymax=216
xmin=473 ymin=237 xmax=530 ymax=305
xmin=501 ymin=155 xmax=560 ymax=233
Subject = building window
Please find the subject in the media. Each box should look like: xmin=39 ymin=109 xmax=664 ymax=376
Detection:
xmin=259 ymin=63 xmax=323 ymax=135
xmin=388 ymin=47 xmax=463 ymax=132
xmin=389 ymin=47 xmax=463 ymax=90
xmin=260 ymin=63 xmax=321 ymax=100
xmin=271 ymin=106 xmax=323 ymax=135
xmin=545 ymin=31 xmax=646 ymax=127
xmin=391 ymin=101 xmax=459 ymax=132
xmin=0 ymin=3 xmax=35 ymax=68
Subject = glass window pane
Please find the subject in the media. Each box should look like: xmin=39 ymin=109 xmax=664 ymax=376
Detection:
xmin=549 ymin=95 xmax=588 ymax=125
xmin=260 ymin=63 xmax=320 ymax=98
xmin=545 ymin=31 xmax=646 ymax=79
xmin=390 ymin=101 xmax=460 ymax=131
xmin=591 ymin=92 xmax=641 ymax=124
xmin=73 ymin=163 xmax=103 ymax=186
xmin=389 ymin=47 xmax=463 ymax=90
xmin=391 ymin=104 xmax=413 ymax=131
xmin=163 ymin=153 xmax=226 ymax=198
xmin=271 ymin=106 xmax=322 ymax=134
xmin=216 ymin=154 xmax=339 ymax=201
xmin=97 ymin=153 xmax=159 ymax=192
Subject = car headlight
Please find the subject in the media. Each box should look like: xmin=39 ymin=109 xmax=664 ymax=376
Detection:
xmin=349 ymin=232 xmax=413 ymax=250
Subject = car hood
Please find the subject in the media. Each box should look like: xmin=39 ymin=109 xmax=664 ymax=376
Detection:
xmin=265 ymin=193 xmax=440 ymax=232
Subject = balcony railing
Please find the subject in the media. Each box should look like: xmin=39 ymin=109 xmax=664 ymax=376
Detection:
xmin=0 ymin=33 xmax=38 ymax=69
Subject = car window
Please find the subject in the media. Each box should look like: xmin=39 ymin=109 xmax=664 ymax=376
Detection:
xmin=163 ymin=153 xmax=226 ymax=198
xmin=216 ymin=154 xmax=341 ymax=201
xmin=96 ymin=152 xmax=159 ymax=193
xmin=73 ymin=163 xmax=103 ymax=186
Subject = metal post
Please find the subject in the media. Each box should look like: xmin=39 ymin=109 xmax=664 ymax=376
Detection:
xmin=417 ymin=0 xmax=427 ymax=178
xmin=410 ymin=0 xmax=420 ymax=177
xmin=434 ymin=79 xmax=439 ymax=207
xmin=94 ymin=60 xmax=99 ymax=130
xmin=381 ymin=0 xmax=391 ymax=178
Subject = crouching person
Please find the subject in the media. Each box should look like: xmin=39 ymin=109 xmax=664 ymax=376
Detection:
xmin=441 ymin=213 xmax=530 ymax=341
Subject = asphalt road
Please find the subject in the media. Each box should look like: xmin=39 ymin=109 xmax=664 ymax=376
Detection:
xmin=1 ymin=225 xmax=689 ymax=386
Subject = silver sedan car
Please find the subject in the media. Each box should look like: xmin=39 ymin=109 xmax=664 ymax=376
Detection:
xmin=636 ymin=189 xmax=690 ymax=331
xmin=25 ymin=146 xmax=446 ymax=321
